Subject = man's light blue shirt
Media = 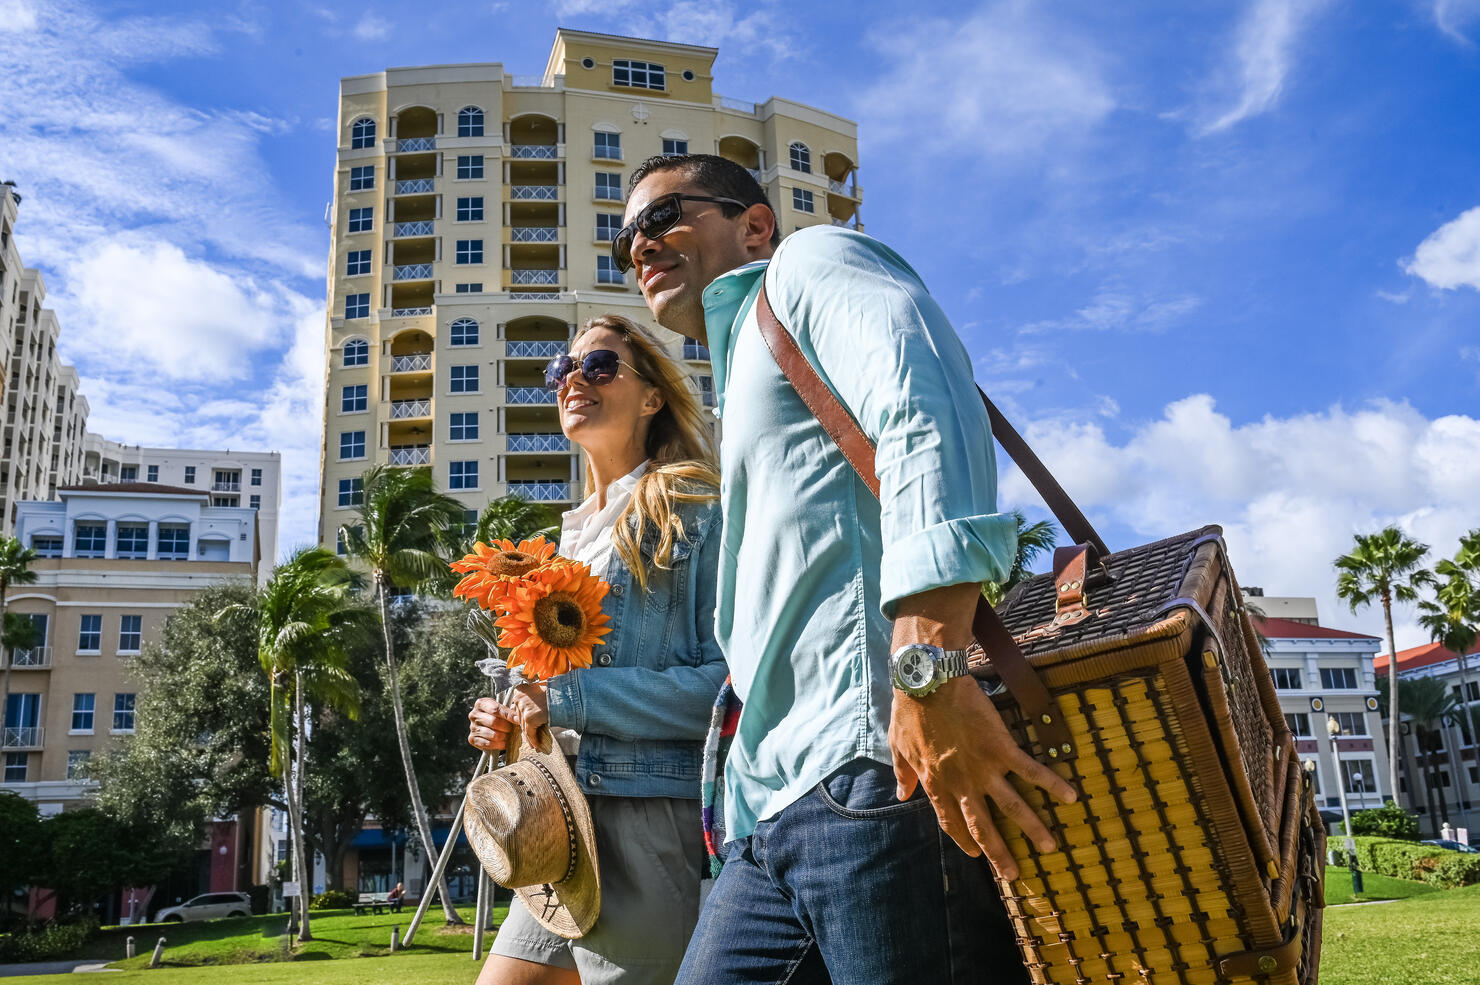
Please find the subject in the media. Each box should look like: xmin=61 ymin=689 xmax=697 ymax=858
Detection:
xmin=701 ymin=226 xmax=1018 ymax=840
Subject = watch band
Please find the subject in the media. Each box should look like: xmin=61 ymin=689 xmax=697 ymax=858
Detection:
xmin=938 ymin=648 xmax=970 ymax=680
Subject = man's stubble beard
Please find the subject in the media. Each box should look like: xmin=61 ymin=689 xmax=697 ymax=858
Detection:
xmin=648 ymin=283 xmax=706 ymax=337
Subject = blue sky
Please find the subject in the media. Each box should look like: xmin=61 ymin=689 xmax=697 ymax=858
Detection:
xmin=2 ymin=0 xmax=1478 ymax=648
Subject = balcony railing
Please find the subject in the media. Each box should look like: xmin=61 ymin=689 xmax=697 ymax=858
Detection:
xmin=721 ymin=97 xmax=758 ymax=114
xmin=396 ymin=137 xmax=437 ymax=152
xmin=683 ymin=341 xmax=711 ymax=361
xmin=388 ymin=444 xmax=431 ymax=466
xmin=828 ymin=180 xmax=859 ymax=196
xmin=391 ymin=353 xmax=432 ymax=373
xmin=212 ymin=481 xmax=241 ymax=492
xmin=511 ymin=227 xmax=559 ymax=243
xmin=10 ymin=646 xmax=51 ymax=668
xmin=510 ymin=144 xmax=559 ymax=159
xmin=509 ymin=481 xmax=573 ymax=502
xmin=508 ymin=433 xmax=571 ymax=453
xmin=830 ymin=218 xmax=862 ymax=230
xmin=506 ymin=340 xmax=564 ymax=358
xmin=511 ymin=185 xmax=559 ymax=201
xmin=394 ymin=220 xmax=434 ymax=237
xmin=2 ymin=726 xmax=42 ymax=749
xmin=511 ymin=269 xmax=559 ymax=286
xmin=391 ymin=399 xmax=431 ymax=419
xmin=747 ymin=169 xmax=763 ymax=183
xmin=391 ymin=306 xmax=433 ymax=318
xmin=506 ymin=387 xmax=557 ymax=405
xmin=594 ymin=148 xmax=623 ymax=161
xmin=395 ymin=178 xmax=435 ymax=195
xmin=393 ymin=263 xmax=433 ymax=281
xmin=507 ymin=292 xmax=561 ymax=301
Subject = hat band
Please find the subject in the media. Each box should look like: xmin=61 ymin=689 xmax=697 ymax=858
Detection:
xmin=529 ymin=757 xmax=579 ymax=883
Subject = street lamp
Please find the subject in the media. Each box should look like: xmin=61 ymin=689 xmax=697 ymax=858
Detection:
xmin=1329 ymin=715 xmax=1364 ymax=895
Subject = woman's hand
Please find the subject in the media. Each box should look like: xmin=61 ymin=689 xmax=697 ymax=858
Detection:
xmin=506 ymin=683 xmax=550 ymax=745
xmin=467 ymin=697 xmax=516 ymax=752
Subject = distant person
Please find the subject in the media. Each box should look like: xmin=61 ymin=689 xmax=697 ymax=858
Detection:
xmin=386 ymin=882 xmax=404 ymax=913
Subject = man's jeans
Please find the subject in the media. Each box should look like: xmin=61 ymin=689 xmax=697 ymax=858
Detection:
xmin=676 ymin=758 xmax=1028 ymax=985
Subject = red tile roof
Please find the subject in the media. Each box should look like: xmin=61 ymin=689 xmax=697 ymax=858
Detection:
xmin=1253 ymin=616 xmax=1380 ymax=642
xmin=1375 ymin=641 xmax=1480 ymax=674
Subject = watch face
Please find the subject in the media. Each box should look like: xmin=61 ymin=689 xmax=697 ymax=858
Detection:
xmin=896 ymin=646 xmax=936 ymax=691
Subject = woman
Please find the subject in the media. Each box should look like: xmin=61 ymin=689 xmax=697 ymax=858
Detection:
xmin=467 ymin=315 xmax=726 ymax=985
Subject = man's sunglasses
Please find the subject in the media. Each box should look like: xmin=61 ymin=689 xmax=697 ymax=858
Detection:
xmin=610 ymin=193 xmax=749 ymax=273
xmin=543 ymin=349 xmax=645 ymax=391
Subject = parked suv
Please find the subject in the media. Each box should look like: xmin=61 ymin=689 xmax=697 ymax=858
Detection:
xmin=155 ymin=892 xmax=252 ymax=923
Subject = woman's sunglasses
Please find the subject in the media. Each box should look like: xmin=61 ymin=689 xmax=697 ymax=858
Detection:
xmin=610 ymin=193 xmax=749 ymax=273
xmin=543 ymin=349 xmax=645 ymax=391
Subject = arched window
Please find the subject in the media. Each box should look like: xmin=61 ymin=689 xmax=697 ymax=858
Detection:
xmin=351 ymin=117 xmax=377 ymax=150
xmin=458 ymin=106 xmax=485 ymax=138
xmin=789 ymin=141 xmax=811 ymax=174
xmin=343 ymin=338 xmax=369 ymax=367
xmin=449 ymin=318 xmax=479 ymax=346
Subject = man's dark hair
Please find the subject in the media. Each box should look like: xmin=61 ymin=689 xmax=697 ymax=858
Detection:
xmin=627 ymin=154 xmax=780 ymax=248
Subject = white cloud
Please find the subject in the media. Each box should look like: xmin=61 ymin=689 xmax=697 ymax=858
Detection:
xmin=858 ymin=2 xmax=1114 ymax=156
xmin=352 ymin=13 xmax=391 ymax=41
xmin=0 ymin=0 xmax=38 ymax=30
xmin=999 ymin=395 xmax=1480 ymax=650
xmin=1198 ymin=0 xmax=1330 ymax=135
xmin=1432 ymin=0 xmax=1480 ymax=44
xmin=1404 ymin=205 xmax=1480 ymax=291
xmin=1018 ymin=285 xmax=1203 ymax=335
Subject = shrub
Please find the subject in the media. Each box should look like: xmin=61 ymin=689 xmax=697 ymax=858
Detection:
xmin=1347 ymin=801 xmax=1420 ymax=841
xmin=1329 ymin=835 xmax=1480 ymax=888
xmin=0 ymin=916 xmax=99 ymax=962
xmin=309 ymin=889 xmax=355 ymax=910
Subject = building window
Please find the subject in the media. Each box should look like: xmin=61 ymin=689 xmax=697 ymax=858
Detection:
xmin=1270 ymin=667 xmax=1303 ymax=690
xmin=251 ymin=468 xmax=262 ymax=486
xmin=347 ymin=250 xmax=372 ymax=276
xmin=1320 ymin=667 xmax=1359 ymax=690
xmin=343 ymin=339 xmax=369 ymax=367
xmin=3 ymin=754 xmax=25 ymax=784
xmin=146 ymin=465 xmax=158 ymax=482
xmin=450 ymin=365 xmax=478 ymax=393
xmin=1340 ymin=758 xmax=1374 ymax=794
xmin=455 ymin=240 xmax=483 ymax=264
xmin=1304 ymin=760 xmax=1321 ymax=794
xmin=457 ymin=155 xmax=484 ymax=179
xmin=662 ymin=138 xmax=688 ymax=156
xmin=792 ymin=188 xmax=815 ymax=214
xmin=462 ymin=508 xmax=478 ymax=538
xmin=342 ymin=384 xmax=368 ymax=413
xmin=450 ymin=318 xmax=479 ymax=346
xmin=158 ymin=524 xmax=189 ymax=560
xmin=594 ymin=131 xmax=621 ymax=160
xmin=450 ymin=412 xmax=479 ymax=441
xmin=351 ymin=117 xmax=376 ymax=149
xmin=449 ymin=460 xmax=478 ymax=489
xmin=348 ymin=207 xmax=373 ymax=233
xmin=613 ymin=59 xmax=664 ymax=90
xmin=113 ymin=693 xmax=136 ymax=732
xmin=118 ymin=614 xmax=142 ymax=653
xmin=595 ymin=172 xmax=622 ymax=201
xmin=74 ymin=523 xmax=106 ymax=558
xmin=71 ymin=693 xmax=95 ymax=732
xmin=1332 ymin=712 xmax=1368 ymax=736
xmin=458 ymin=106 xmax=485 ymax=137
xmin=1284 ymin=713 xmax=1311 ymax=737
xmin=31 ymin=536 xmax=61 ymax=558
xmin=345 ymin=293 xmax=370 ymax=319
xmin=67 ymin=750 xmax=90 ymax=780
xmin=789 ymin=141 xmax=811 ymax=173
xmin=249 ymin=494 xmax=260 ymax=510
xmin=78 ymin=614 xmax=102 ymax=652
xmin=456 ymin=197 xmax=484 ymax=222
xmin=340 ymin=430 xmax=367 ymax=460
xmin=455 ymin=283 xmax=483 ymax=294
xmin=116 ymin=524 xmax=148 ymax=559
xmin=184 ymin=466 xmax=196 ymax=484
xmin=121 ymin=466 xmax=138 ymax=481
xmin=697 ymin=375 xmax=716 ymax=407
xmin=597 ymin=255 xmax=624 ymax=285
xmin=349 ymin=165 xmax=375 ymax=191
xmin=595 ymin=213 xmax=622 ymax=242
xmin=337 ymin=477 xmax=364 ymax=507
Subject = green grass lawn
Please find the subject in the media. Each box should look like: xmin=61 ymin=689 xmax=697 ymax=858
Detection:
xmin=1320 ymin=882 xmax=1480 ymax=985
xmin=1323 ymin=865 xmax=1442 ymax=905
xmin=8 ymin=951 xmax=477 ymax=984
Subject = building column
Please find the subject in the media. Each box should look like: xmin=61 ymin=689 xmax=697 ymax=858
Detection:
xmin=146 ymin=520 xmax=159 ymax=560
xmin=104 ymin=518 xmax=117 ymax=559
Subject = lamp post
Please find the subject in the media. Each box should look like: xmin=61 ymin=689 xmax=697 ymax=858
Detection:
xmin=1329 ymin=715 xmax=1364 ymax=895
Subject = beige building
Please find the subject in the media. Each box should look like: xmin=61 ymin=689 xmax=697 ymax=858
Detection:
xmin=1 ymin=484 xmax=259 ymax=814
xmin=318 ymin=29 xmax=862 ymax=545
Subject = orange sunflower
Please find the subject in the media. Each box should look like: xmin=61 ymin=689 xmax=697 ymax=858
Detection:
xmin=451 ymin=536 xmax=559 ymax=613
xmin=495 ymin=558 xmax=612 ymax=680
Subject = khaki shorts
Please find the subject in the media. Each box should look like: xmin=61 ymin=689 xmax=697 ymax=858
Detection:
xmin=490 ymin=795 xmax=704 ymax=985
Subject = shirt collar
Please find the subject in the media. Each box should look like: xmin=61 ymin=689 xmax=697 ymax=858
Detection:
xmin=701 ymin=260 xmax=769 ymax=418
xmin=560 ymin=459 xmax=650 ymax=520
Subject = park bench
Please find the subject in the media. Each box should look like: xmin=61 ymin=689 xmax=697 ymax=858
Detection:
xmin=353 ymin=892 xmax=390 ymax=915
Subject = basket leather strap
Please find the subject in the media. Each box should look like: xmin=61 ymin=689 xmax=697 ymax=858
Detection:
xmin=754 ymin=284 xmax=1076 ymax=760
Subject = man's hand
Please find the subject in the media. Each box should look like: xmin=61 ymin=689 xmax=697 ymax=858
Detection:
xmin=890 ymin=675 xmax=1077 ymax=881
xmin=467 ymin=697 xmax=515 ymax=752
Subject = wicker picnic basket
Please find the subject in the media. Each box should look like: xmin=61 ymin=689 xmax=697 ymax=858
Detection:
xmin=754 ymin=286 xmax=1325 ymax=985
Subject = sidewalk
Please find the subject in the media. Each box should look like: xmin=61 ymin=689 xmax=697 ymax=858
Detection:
xmin=0 ymin=959 xmax=119 ymax=976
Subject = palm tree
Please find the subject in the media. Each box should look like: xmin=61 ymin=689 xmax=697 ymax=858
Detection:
xmin=1398 ymin=676 xmax=1460 ymax=834
xmin=983 ymin=511 xmax=1059 ymax=605
xmin=1335 ymin=527 xmax=1433 ymax=808
xmin=472 ymin=494 xmax=559 ymax=549
xmin=340 ymin=466 xmax=467 ymax=924
xmin=219 ymin=548 xmax=367 ymax=941
xmin=0 ymin=537 xmax=39 ymax=711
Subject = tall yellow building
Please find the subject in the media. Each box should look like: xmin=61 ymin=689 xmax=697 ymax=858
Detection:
xmin=318 ymin=29 xmax=862 ymax=544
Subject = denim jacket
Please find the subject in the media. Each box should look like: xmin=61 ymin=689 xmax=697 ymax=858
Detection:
xmin=544 ymin=496 xmax=727 ymax=800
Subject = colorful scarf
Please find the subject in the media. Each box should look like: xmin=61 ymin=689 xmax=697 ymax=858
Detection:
xmin=700 ymin=677 xmax=742 ymax=878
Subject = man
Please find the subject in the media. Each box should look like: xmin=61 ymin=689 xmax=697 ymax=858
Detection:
xmin=615 ymin=154 xmax=1077 ymax=983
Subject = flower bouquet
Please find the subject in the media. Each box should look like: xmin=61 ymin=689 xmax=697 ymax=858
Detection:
xmin=451 ymin=536 xmax=612 ymax=681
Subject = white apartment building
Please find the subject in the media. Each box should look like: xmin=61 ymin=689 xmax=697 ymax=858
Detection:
xmin=1377 ymin=640 xmax=1480 ymax=834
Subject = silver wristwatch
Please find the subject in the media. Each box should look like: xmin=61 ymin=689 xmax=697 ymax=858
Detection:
xmin=889 ymin=643 xmax=971 ymax=698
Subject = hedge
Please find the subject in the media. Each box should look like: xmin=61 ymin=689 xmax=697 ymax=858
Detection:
xmin=0 ymin=916 xmax=99 ymax=962
xmin=309 ymin=889 xmax=356 ymax=910
xmin=1328 ymin=836 xmax=1480 ymax=888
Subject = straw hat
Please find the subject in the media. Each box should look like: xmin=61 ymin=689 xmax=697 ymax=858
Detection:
xmin=463 ymin=726 xmax=601 ymax=938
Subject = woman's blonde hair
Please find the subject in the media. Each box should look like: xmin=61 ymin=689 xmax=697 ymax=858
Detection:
xmin=574 ymin=315 xmax=719 ymax=590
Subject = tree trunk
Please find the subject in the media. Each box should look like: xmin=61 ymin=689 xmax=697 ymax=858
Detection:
xmin=1432 ymin=737 xmax=1452 ymax=827
xmin=1419 ymin=734 xmax=1441 ymax=835
xmin=376 ymin=576 xmax=462 ymax=924
xmin=1382 ymin=592 xmax=1404 ymax=808
xmin=292 ymin=675 xmax=313 ymax=941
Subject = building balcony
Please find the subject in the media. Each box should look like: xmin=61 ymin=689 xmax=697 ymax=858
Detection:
xmin=395 ymin=178 xmax=435 ymax=195
xmin=510 ymin=144 xmax=561 ymax=159
xmin=511 ymin=270 xmax=559 ymax=286
xmin=511 ymin=227 xmax=560 ymax=243
xmin=828 ymin=180 xmax=861 ymax=198
xmin=830 ymin=218 xmax=863 ymax=230
xmin=390 ymin=306 xmax=434 ymax=318
xmin=394 ymin=220 xmax=435 ymax=238
xmin=508 ymin=433 xmax=571 ymax=453
xmin=395 ymin=137 xmax=437 ymax=153
xmin=9 ymin=646 xmax=51 ymax=669
xmin=748 ymin=169 xmax=763 ymax=183
xmin=2 ymin=726 xmax=42 ymax=749
xmin=507 ymin=387 xmax=557 ymax=405
xmin=506 ymin=292 xmax=562 ymax=301
xmin=390 ymin=398 xmax=432 ymax=420
xmin=388 ymin=444 xmax=431 ymax=466
xmin=212 ymin=481 xmax=241 ymax=492
xmin=720 ymin=96 xmax=759 ymax=114
xmin=511 ymin=185 xmax=559 ymax=201
xmin=391 ymin=353 xmax=433 ymax=373
xmin=683 ymin=341 xmax=711 ymax=361
xmin=506 ymin=340 xmax=564 ymax=359
xmin=393 ymin=263 xmax=433 ymax=281
xmin=509 ymin=481 xmax=573 ymax=502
